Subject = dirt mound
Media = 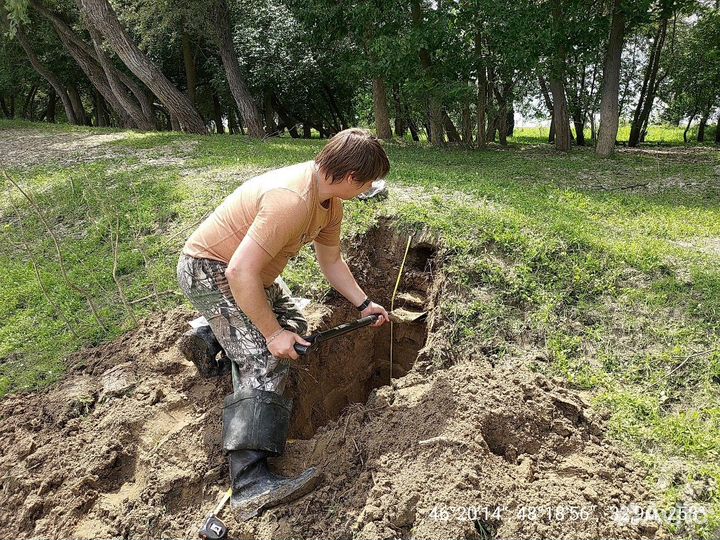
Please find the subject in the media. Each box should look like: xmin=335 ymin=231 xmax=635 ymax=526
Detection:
xmin=0 ymin=223 xmax=666 ymax=539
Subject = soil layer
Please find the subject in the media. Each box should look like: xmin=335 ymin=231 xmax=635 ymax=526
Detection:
xmin=0 ymin=224 xmax=666 ymax=539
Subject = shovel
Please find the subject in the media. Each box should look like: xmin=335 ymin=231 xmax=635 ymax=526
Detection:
xmin=293 ymin=308 xmax=428 ymax=356
xmin=293 ymin=314 xmax=380 ymax=355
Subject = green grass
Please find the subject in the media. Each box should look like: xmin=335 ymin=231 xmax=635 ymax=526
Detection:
xmin=511 ymin=123 xmax=717 ymax=146
xmin=1 ymin=119 xmax=720 ymax=536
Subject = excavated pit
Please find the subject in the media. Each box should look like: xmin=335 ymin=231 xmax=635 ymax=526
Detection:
xmin=286 ymin=221 xmax=440 ymax=439
xmin=0 ymin=221 xmax=665 ymax=540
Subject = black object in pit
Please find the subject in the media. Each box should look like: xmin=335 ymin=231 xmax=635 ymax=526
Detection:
xmin=293 ymin=314 xmax=380 ymax=355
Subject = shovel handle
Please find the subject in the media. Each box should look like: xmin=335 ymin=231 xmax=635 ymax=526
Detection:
xmin=293 ymin=314 xmax=380 ymax=356
xmin=293 ymin=337 xmax=315 ymax=357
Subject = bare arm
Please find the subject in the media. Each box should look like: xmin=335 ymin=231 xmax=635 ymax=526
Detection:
xmin=314 ymin=241 xmax=389 ymax=327
xmin=225 ymin=234 xmax=309 ymax=360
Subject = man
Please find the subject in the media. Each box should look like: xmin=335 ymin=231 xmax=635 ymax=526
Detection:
xmin=176 ymin=128 xmax=390 ymax=520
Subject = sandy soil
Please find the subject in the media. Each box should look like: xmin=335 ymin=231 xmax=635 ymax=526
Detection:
xmin=0 ymin=223 xmax=668 ymax=540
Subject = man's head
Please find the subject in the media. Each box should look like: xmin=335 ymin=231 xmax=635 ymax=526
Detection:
xmin=314 ymin=128 xmax=390 ymax=200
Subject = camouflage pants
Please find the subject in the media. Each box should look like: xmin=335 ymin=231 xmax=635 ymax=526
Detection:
xmin=176 ymin=253 xmax=307 ymax=394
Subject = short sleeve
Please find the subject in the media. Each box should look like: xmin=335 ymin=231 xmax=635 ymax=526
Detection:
xmin=314 ymin=199 xmax=343 ymax=246
xmin=245 ymin=189 xmax=308 ymax=258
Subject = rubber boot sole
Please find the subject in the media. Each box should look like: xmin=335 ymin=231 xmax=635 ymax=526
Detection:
xmin=177 ymin=329 xmax=228 ymax=378
xmin=230 ymin=467 xmax=322 ymax=521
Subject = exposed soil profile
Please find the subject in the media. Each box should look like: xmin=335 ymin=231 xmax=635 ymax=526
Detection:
xmin=288 ymin=221 xmax=437 ymax=439
xmin=0 ymin=221 xmax=668 ymax=540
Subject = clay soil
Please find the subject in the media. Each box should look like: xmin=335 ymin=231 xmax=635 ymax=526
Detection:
xmin=0 ymin=223 xmax=668 ymax=539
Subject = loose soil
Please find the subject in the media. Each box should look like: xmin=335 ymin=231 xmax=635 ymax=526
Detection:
xmin=0 ymin=222 xmax=668 ymax=540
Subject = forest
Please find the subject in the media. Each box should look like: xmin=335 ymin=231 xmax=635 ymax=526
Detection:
xmin=1 ymin=0 xmax=719 ymax=154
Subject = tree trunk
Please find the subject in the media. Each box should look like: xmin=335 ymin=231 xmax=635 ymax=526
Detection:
xmin=33 ymin=0 xmax=155 ymax=127
xmin=475 ymin=28 xmax=487 ymax=148
xmin=85 ymin=24 xmax=151 ymax=129
xmin=493 ymin=83 xmax=512 ymax=146
xmin=45 ymin=87 xmax=57 ymax=122
xmin=442 ymin=110 xmax=461 ymax=143
xmin=494 ymin=93 xmax=507 ymax=145
xmin=683 ymin=113 xmax=696 ymax=143
xmin=211 ymin=0 xmax=264 ymax=138
xmin=462 ymin=86 xmax=472 ymax=146
xmin=322 ymin=83 xmax=346 ymax=133
xmin=572 ymin=110 xmax=585 ymax=146
xmin=181 ymin=31 xmax=197 ymax=105
xmin=549 ymin=0 xmax=571 ymax=151
xmin=596 ymin=0 xmax=625 ymax=156
xmin=507 ymin=106 xmax=515 ymax=136
xmin=228 ymin=105 xmax=239 ymax=134
xmin=372 ymin=78 xmax=392 ymax=140
xmin=67 ymin=85 xmax=89 ymax=125
xmin=263 ymin=89 xmax=277 ymax=135
xmin=273 ymin=93 xmax=310 ymax=136
xmin=303 ymin=123 xmax=311 ymax=138
xmin=212 ymin=92 xmax=225 ymax=134
xmin=638 ymin=71 xmax=666 ymax=144
xmin=697 ymin=110 xmax=709 ymax=142
xmin=407 ymin=119 xmax=420 ymax=141
xmin=392 ymin=83 xmax=406 ymax=137
xmin=411 ymin=0 xmax=443 ymax=146
xmin=550 ymin=78 xmax=571 ymax=151
xmin=629 ymin=17 xmax=667 ymax=147
xmin=0 ymin=96 xmax=10 ymax=118
xmin=78 ymin=0 xmax=206 ymax=133
xmin=716 ymin=112 xmax=720 ymax=144
xmin=486 ymin=113 xmax=498 ymax=142
xmin=538 ymin=74 xmax=555 ymax=143
xmin=95 ymin=90 xmax=110 ymax=127
xmin=15 ymin=28 xmax=78 ymax=124
xmin=67 ymin=39 xmax=134 ymax=127
xmin=22 ymin=85 xmax=37 ymax=119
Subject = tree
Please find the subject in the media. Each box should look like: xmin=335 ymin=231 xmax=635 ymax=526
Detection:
xmin=596 ymin=0 xmax=627 ymax=156
xmin=410 ymin=0 xmax=444 ymax=145
xmin=548 ymin=0 xmax=572 ymax=151
xmin=13 ymin=26 xmax=79 ymax=124
xmin=660 ymin=7 xmax=720 ymax=143
xmin=77 ymin=0 xmax=206 ymax=133
xmin=209 ymin=0 xmax=264 ymax=138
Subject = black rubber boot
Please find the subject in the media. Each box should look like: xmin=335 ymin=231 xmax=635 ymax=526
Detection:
xmin=229 ymin=449 xmax=322 ymax=521
xmin=177 ymin=325 xmax=229 ymax=377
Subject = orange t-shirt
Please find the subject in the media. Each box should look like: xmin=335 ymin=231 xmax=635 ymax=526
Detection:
xmin=182 ymin=160 xmax=343 ymax=287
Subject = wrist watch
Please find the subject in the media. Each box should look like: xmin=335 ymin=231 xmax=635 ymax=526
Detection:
xmin=356 ymin=297 xmax=371 ymax=311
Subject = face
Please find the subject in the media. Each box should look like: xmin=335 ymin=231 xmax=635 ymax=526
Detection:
xmin=337 ymin=173 xmax=375 ymax=200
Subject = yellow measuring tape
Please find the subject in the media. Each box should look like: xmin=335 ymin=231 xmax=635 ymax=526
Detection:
xmin=390 ymin=236 xmax=412 ymax=382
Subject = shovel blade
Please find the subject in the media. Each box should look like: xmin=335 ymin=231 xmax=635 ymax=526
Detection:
xmin=389 ymin=308 xmax=427 ymax=324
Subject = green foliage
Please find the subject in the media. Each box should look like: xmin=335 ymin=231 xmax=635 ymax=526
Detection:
xmin=661 ymin=8 xmax=720 ymax=131
xmin=1 ymin=0 xmax=30 ymax=36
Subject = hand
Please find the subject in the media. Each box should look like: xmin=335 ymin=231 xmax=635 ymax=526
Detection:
xmin=361 ymin=302 xmax=390 ymax=327
xmin=267 ymin=330 xmax=310 ymax=361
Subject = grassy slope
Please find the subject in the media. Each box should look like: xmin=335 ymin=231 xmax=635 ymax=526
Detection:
xmin=1 ymin=119 xmax=719 ymax=536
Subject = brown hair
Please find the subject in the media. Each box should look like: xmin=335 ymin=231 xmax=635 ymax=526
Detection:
xmin=314 ymin=128 xmax=390 ymax=185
